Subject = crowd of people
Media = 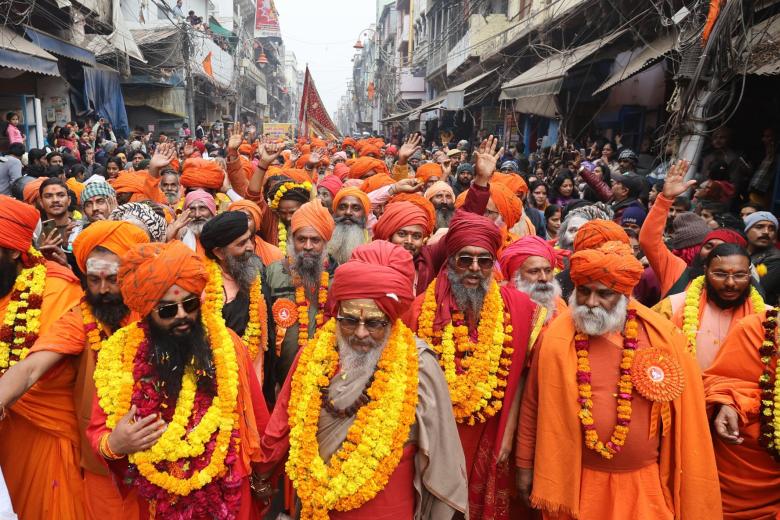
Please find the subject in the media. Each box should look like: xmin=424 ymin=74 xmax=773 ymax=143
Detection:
xmin=0 ymin=119 xmax=777 ymax=520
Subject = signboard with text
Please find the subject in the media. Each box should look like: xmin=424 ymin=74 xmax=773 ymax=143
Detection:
xmin=263 ymin=123 xmax=292 ymax=139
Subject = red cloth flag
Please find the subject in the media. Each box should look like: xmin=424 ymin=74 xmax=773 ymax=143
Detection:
xmin=298 ymin=66 xmax=339 ymax=137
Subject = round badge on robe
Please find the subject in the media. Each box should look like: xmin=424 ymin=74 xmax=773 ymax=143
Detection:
xmin=631 ymin=348 xmax=685 ymax=402
xmin=272 ymin=298 xmax=298 ymax=328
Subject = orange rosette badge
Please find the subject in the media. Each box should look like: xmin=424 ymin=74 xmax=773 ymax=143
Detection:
xmin=631 ymin=348 xmax=685 ymax=402
xmin=272 ymin=298 xmax=299 ymax=328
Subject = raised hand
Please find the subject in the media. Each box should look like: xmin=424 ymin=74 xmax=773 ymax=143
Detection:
xmin=473 ymin=135 xmax=503 ymax=185
xmin=38 ymin=229 xmax=67 ymax=266
xmin=149 ymin=142 xmax=176 ymax=175
xmin=257 ymin=143 xmax=283 ymax=170
xmin=398 ymin=133 xmax=422 ymax=165
xmin=182 ymin=141 xmax=195 ymax=158
xmin=662 ymin=159 xmax=695 ymax=199
xmin=391 ymin=178 xmax=423 ymax=195
xmin=227 ymin=122 xmax=244 ymax=153
xmin=166 ymin=210 xmax=193 ymax=242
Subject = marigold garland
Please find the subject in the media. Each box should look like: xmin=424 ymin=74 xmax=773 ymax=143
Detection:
xmin=278 ymin=221 xmax=288 ymax=256
xmin=417 ymin=278 xmax=513 ymax=425
xmin=758 ymin=308 xmax=780 ymax=462
xmin=294 ymin=271 xmax=329 ymax=352
xmin=576 ymin=308 xmax=639 ymax=460
xmin=269 ymin=181 xmax=313 ymax=211
xmin=204 ymin=260 xmax=268 ymax=360
xmin=93 ymin=297 xmax=240 ymax=499
xmin=0 ymin=247 xmax=46 ymax=372
xmin=682 ymin=276 xmax=765 ymax=356
xmin=286 ymin=318 xmax=419 ymax=519
xmin=81 ymin=300 xmax=109 ymax=351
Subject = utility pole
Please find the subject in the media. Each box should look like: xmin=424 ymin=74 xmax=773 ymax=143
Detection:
xmin=181 ymin=23 xmax=196 ymax=126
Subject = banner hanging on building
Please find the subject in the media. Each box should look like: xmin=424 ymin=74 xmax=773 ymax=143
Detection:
xmin=254 ymin=0 xmax=281 ymax=38
xmin=298 ymin=66 xmax=339 ymax=137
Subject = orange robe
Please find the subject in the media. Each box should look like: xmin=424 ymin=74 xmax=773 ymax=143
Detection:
xmin=516 ymin=301 xmax=722 ymax=519
xmin=33 ymin=305 xmax=140 ymax=519
xmin=703 ymin=312 xmax=780 ymax=519
xmin=86 ymin=330 xmax=269 ymax=519
xmin=0 ymin=262 xmax=84 ymax=520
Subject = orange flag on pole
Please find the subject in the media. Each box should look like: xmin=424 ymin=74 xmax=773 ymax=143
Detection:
xmin=202 ymin=52 xmax=213 ymax=78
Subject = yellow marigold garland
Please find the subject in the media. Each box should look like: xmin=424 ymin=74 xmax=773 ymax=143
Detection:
xmin=286 ymin=318 xmax=419 ymax=519
xmin=269 ymin=181 xmax=313 ymax=211
xmin=682 ymin=275 xmax=765 ymax=356
xmin=417 ymin=278 xmax=513 ymax=424
xmin=94 ymin=302 xmax=240 ymax=496
xmin=294 ymin=271 xmax=329 ymax=352
xmin=81 ymin=300 xmax=108 ymax=351
xmin=278 ymin=221 xmax=288 ymax=256
xmin=0 ymin=247 xmax=46 ymax=371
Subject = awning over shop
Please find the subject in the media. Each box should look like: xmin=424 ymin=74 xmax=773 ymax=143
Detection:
xmin=745 ymin=13 xmax=780 ymax=75
xmin=593 ymin=32 xmax=676 ymax=94
xmin=381 ymin=108 xmax=417 ymax=122
xmin=24 ymin=27 xmax=96 ymax=66
xmin=0 ymin=26 xmax=59 ymax=76
xmin=500 ymin=30 xmax=625 ymax=103
xmin=209 ymin=17 xmax=235 ymax=39
xmin=124 ymin=87 xmax=187 ymax=118
xmin=410 ymin=95 xmax=446 ymax=120
xmin=442 ymin=68 xmax=498 ymax=110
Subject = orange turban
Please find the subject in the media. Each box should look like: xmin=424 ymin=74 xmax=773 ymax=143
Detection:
xmin=66 ymin=177 xmax=84 ymax=205
xmin=332 ymin=187 xmax=370 ymax=216
xmin=424 ymin=180 xmax=455 ymax=201
xmin=299 ymin=144 xmax=312 ymax=154
xmin=279 ymin=168 xmax=312 ymax=184
xmin=360 ymin=172 xmax=395 ymax=193
xmin=348 ymin=157 xmax=388 ymax=179
xmin=388 ymin=193 xmax=435 ymax=229
xmin=492 ymin=172 xmax=528 ymax=197
xmin=573 ymin=219 xmax=629 ymax=252
xmin=295 ymin=153 xmax=311 ymax=169
xmin=180 ymin=158 xmax=225 ymax=189
xmin=0 ymin=194 xmax=40 ymax=253
xmin=359 ymin=144 xmax=381 ymax=158
xmin=119 ymin=241 xmax=208 ymax=316
xmin=291 ymin=199 xmax=335 ymax=241
xmin=415 ymin=163 xmax=443 ymax=183
xmin=455 ymin=190 xmax=468 ymax=209
xmin=229 ymin=199 xmax=263 ymax=230
xmin=311 ymin=137 xmax=326 ymax=148
xmin=569 ymin=241 xmax=643 ymax=295
xmin=489 ymin=182 xmax=522 ymax=229
xmin=342 ymin=137 xmax=356 ymax=149
xmin=373 ymin=200 xmax=433 ymax=240
xmin=112 ymin=171 xmax=146 ymax=201
xmin=23 ymin=178 xmax=45 ymax=205
xmin=238 ymin=143 xmax=253 ymax=155
xmin=72 ymin=220 xmax=150 ymax=273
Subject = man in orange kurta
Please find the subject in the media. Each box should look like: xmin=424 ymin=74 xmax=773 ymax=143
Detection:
xmin=516 ymin=241 xmax=722 ymax=519
xmin=703 ymin=310 xmax=780 ymax=519
xmin=0 ymin=195 xmax=84 ymax=519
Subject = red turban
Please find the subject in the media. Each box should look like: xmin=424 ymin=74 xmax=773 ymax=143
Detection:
xmin=360 ymin=172 xmax=395 ymax=194
xmin=332 ymin=187 xmax=370 ymax=216
xmin=119 ymin=241 xmax=208 ymax=316
xmin=348 ymin=157 xmax=388 ymax=179
xmin=499 ymin=235 xmax=559 ymax=280
xmin=22 ymin=178 xmax=45 ymax=205
xmin=489 ymin=182 xmax=522 ymax=229
xmin=180 ymin=158 xmax=225 ymax=189
xmin=330 ymin=241 xmax=415 ymax=321
xmin=492 ymin=172 xmax=528 ymax=197
xmin=333 ymin=163 xmax=350 ymax=180
xmin=228 ymin=199 xmax=263 ymax=230
xmin=291 ymin=199 xmax=335 ymax=241
xmin=0 ymin=194 xmax=40 ymax=253
xmin=388 ymin=193 xmax=435 ymax=229
xmin=112 ymin=171 xmax=146 ymax=201
xmin=573 ymin=219 xmax=629 ymax=252
xmin=570 ymin=241 xmax=643 ymax=295
xmin=445 ymin=210 xmax=502 ymax=258
xmin=703 ymin=228 xmax=747 ymax=248
xmin=415 ymin=163 xmax=443 ymax=183
xmin=373 ymin=201 xmax=433 ymax=240
xmin=358 ymin=144 xmax=381 ymax=158
xmin=318 ymin=175 xmax=343 ymax=197
xmin=72 ymin=220 xmax=150 ymax=273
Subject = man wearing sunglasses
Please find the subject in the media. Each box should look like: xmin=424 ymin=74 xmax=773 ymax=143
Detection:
xmin=257 ymin=241 xmax=467 ymax=518
xmin=87 ymin=240 xmax=269 ymax=517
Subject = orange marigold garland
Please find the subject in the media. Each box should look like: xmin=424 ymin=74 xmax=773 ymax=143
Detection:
xmin=81 ymin=300 xmax=109 ymax=351
xmin=758 ymin=308 xmax=780 ymax=461
xmin=293 ymin=271 xmax=329 ymax=351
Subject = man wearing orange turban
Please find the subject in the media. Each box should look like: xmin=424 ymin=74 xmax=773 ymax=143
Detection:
xmin=348 ymin=157 xmax=388 ymax=179
xmin=0 ymin=195 xmax=85 ymax=520
xmin=358 ymin=143 xmax=381 ymax=158
xmin=228 ymin=199 xmax=283 ymax=266
xmin=424 ymin=180 xmax=456 ymax=231
xmin=415 ymin=162 xmax=443 ymax=191
xmin=517 ymin=240 xmax=721 ymax=520
xmin=266 ymin=199 xmax=335 ymax=387
xmin=259 ymin=240 xmax=468 ymax=519
xmin=373 ymin=200 xmax=432 ymax=257
xmin=492 ymin=171 xmax=528 ymax=198
xmin=360 ymin=172 xmax=395 ymax=194
xmin=180 ymin=158 xmax=225 ymax=192
xmin=112 ymin=170 xmax=166 ymax=204
xmin=0 ymin=220 xmax=148 ymax=519
xmin=330 ymin=187 xmax=371 ymax=265
xmin=87 ymin=239 xmax=268 ymax=518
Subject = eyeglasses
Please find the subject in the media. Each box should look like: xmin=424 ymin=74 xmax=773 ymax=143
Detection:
xmin=154 ymin=296 xmax=200 ymax=319
xmin=336 ymin=315 xmax=389 ymax=333
xmin=709 ymin=272 xmax=751 ymax=283
xmin=455 ymin=254 xmax=494 ymax=270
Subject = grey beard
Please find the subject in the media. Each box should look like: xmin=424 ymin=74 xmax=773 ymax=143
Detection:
xmin=434 ymin=204 xmax=455 ymax=230
xmin=514 ymin=274 xmax=561 ymax=322
xmin=447 ymin=266 xmax=490 ymax=315
xmin=336 ymin=328 xmax=388 ymax=381
xmin=288 ymin=238 xmax=325 ymax=292
xmin=568 ymin=292 xmax=629 ymax=336
xmin=224 ymin=252 xmax=263 ymax=293
xmin=328 ymin=221 xmax=368 ymax=265
xmin=186 ymin=219 xmax=207 ymax=237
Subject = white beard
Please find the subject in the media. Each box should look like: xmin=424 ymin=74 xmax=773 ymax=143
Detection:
xmin=336 ymin=328 xmax=388 ymax=383
xmin=514 ymin=274 xmax=561 ymax=322
xmin=328 ymin=223 xmax=368 ymax=265
xmin=568 ymin=292 xmax=629 ymax=336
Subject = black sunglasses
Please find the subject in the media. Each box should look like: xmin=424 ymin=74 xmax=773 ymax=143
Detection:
xmin=336 ymin=315 xmax=389 ymax=333
xmin=455 ymin=255 xmax=494 ymax=269
xmin=154 ymin=296 xmax=200 ymax=319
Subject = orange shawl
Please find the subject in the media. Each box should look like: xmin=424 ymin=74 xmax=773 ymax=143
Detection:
xmin=529 ymin=302 xmax=721 ymax=519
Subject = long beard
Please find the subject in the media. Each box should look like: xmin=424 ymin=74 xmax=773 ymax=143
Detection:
xmin=224 ymin=251 xmax=263 ymax=293
xmin=328 ymin=218 xmax=368 ymax=265
xmin=705 ymin=278 xmax=750 ymax=310
xmin=288 ymin=240 xmax=325 ymax=293
xmin=186 ymin=219 xmax=207 ymax=237
xmin=336 ymin=328 xmax=388 ymax=380
xmin=447 ymin=266 xmax=490 ymax=315
xmin=0 ymin=256 xmax=17 ymax=299
xmin=514 ymin=274 xmax=561 ymax=322
xmin=85 ymin=291 xmax=130 ymax=332
xmin=146 ymin=314 xmax=214 ymax=399
xmin=569 ymin=292 xmax=629 ymax=336
xmin=434 ymin=203 xmax=455 ymax=230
